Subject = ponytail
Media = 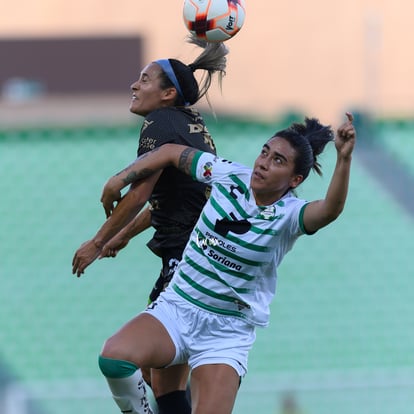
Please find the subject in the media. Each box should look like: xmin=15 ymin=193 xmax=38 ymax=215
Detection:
xmin=156 ymin=34 xmax=229 ymax=106
xmin=273 ymin=118 xmax=334 ymax=180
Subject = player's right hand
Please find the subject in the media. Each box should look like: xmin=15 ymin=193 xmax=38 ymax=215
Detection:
xmin=100 ymin=178 xmax=123 ymax=218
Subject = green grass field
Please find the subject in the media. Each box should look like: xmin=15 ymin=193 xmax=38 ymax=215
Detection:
xmin=0 ymin=117 xmax=413 ymax=414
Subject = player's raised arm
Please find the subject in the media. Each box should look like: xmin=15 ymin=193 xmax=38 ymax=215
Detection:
xmin=302 ymin=113 xmax=356 ymax=233
xmin=100 ymin=144 xmax=199 ymax=214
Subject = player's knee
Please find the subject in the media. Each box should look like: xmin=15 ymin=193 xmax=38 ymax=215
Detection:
xmin=98 ymin=355 xmax=139 ymax=379
xmin=100 ymin=335 xmax=125 ymax=361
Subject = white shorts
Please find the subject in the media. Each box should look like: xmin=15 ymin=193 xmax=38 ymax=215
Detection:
xmin=143 ymin=288 xmax=256 ymax=377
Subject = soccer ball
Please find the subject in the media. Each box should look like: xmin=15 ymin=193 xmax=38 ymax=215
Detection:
xmin=183 ymin=0 xmax=246 ymax=42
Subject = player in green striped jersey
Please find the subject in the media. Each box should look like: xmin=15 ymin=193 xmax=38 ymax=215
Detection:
xmin=97 ymin=113 xmax=356 ymax=414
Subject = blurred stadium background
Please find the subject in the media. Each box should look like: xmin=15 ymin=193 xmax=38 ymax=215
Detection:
xmin=1 ymin=1 xmax=413 ymax=413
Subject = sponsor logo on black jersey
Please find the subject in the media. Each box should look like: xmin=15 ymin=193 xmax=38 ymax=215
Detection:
xmin=139 ymin=136 xmax=157 ymax=151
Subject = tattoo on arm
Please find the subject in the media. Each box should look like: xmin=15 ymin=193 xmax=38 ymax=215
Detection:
xmin=122 ymin=168 xmax=154 ymax=185
xmin=114 ymin=148 xmax=162 ymax=183
xmin=178 ymin=148 xmax=197 ymax=175
xmin=113 ymin=146 xmax=194 ymax=185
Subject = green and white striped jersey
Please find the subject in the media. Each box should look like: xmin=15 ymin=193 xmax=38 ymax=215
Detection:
xmin=169 ymin=151 xmax=310 ymax=327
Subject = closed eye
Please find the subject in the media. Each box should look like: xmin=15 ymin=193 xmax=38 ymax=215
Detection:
xmin=138 ymin=73 xmax=150 ymax=83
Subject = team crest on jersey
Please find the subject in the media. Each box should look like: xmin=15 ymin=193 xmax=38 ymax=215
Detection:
xmin=257 ymin=205 xmax=277 ymax=220
xmin=202 ymin=162 xmax=213 ymax=180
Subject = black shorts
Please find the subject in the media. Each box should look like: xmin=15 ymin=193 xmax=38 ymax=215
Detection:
xmin=148 ymin=247 xmax=183 ymax=303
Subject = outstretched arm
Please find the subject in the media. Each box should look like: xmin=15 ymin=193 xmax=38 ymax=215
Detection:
xmin=100 ymin=144 xmax=199 ymax=214
xmin=72 ymin=173 xmax=159 ymax=277
xmin=302 ymin=113 xmax=356 ymax=233
xmin=99 ymin=206 xmax=152 ymax=259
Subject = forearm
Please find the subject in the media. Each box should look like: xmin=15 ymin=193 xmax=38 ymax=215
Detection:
xmin=323 ymin=153 xmax=352 ymax=219
xmin=94 ymin=188 xmax=147 ymax=247
xmin=115 ymin=205 xmax=152 ymax=241
xmin=108 ymin=144 xmax=196 ymax=192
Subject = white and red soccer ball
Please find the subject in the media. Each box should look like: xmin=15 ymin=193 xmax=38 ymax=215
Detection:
xmin=183 ymin=0 xmax=246 ymax=42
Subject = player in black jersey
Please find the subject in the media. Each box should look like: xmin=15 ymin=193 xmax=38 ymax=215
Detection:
xmin=72 ymin=36 xmax=228 ymax=414
xmin=127 ymin=105 xmax=217 ymax=303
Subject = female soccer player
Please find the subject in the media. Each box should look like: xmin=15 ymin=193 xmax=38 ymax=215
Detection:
xmin=72 ymin=36 xmax=228 ymax=414
xmin=96 ymin=114 xmax=356 ymax=414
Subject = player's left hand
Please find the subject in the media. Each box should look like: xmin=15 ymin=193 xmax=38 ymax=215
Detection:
xmin=335 ymin=112 xmax=356 ymax=158
xmin=72 ymin=239 xmax=101 ymax=277
xmin=99 ymin=234 xmax=129 ymax=259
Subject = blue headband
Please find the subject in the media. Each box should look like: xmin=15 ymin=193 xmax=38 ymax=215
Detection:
xmin=155 ymin=59 xmax=189 ymax=106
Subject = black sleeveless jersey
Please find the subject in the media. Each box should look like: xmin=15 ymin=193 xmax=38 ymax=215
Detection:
xmin=137 ymin=107 xmax=216 ymax=255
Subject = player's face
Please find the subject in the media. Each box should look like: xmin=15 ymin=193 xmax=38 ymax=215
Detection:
xmin=129 ymin=63 xmax=173 ymax=116
xmin=250 ymin=137 xmax=303 ymax=205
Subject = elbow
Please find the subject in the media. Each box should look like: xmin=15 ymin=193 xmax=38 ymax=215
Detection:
xmin=324 ymin=205 xmax=344 ymax=224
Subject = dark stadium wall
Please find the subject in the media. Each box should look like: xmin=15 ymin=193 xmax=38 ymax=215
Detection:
xmin=0 ymin=36 xmax=143 ymax=94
